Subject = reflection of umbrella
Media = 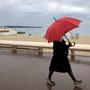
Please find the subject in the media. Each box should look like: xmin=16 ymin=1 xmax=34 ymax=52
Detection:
xmin=45 ymin=16 xmax=81 ymax=43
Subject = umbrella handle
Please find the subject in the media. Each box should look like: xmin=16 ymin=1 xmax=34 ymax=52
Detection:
xmin=68 ymin=41 xmax=75 ymax=47
xmin=64 ymin=35 xmax=71 ymax=43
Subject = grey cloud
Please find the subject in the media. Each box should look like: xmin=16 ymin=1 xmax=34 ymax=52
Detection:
xmin=0 ymin=0 xmax=90 ymax=30
xmin=0 ymin=0 xmax=89 ymax=14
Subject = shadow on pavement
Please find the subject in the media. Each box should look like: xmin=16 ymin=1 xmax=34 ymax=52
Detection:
xmin=46 ymin=85 xmax=54 ymax=90
xmin=73 ymin=86 xmax=83 ymax=90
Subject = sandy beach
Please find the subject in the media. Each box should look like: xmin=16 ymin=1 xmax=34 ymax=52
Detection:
xmin=0 ymin=34 xmax=47 ymax=42
xmin=0 ymin=34 xmax=90 ymax=44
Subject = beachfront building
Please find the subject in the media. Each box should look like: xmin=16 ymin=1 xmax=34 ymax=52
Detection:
xmin=0 ymin=29 xmax=17 ymax=35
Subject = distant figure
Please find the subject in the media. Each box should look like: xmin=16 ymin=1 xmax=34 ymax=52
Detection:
xmin=47 ymin=38 xmax=82 ymax=86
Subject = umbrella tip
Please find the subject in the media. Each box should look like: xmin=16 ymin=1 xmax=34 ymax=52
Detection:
xmin=53 ymin=17 xmax=57 ymax=21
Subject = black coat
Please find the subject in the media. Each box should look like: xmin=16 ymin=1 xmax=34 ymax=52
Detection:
xmin=49 ymin=40 xmax=72 ymax=73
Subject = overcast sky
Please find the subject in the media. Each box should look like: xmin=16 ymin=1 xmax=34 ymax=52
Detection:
xmin=0 ymin=0 xmax=90 ymax=34
xmin=0 ymin=0 xmax=89 ymax=13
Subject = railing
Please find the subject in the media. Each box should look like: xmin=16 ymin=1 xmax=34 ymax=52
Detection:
xmin=0 ymin=40 xmax=90 ymax=61
xmin=0 ymin=40 xmax=53 ymax=55
xmin=69 ymin=44 xmax=90 ymax=61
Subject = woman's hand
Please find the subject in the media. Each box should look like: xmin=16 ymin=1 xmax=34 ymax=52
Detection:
xmin=68 ymin=42 xmax=75 ymax=47
xmin=71 ymin=42 xmax=75 ymax=46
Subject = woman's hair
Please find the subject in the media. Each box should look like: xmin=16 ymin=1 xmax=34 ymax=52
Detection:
xmin=62 ymin=39 xmax=66 ymax=44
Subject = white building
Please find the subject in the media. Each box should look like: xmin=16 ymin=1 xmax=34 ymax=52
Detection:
xmin=0 ymin=29 xmax=17 ymax=35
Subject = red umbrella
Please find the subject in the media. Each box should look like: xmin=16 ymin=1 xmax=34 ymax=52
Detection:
xmin=45 ymin=16 xmax=81 ymax=43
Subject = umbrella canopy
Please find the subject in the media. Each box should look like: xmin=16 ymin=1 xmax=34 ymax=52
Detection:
xmin=45 ymin=16 xmax=81 ymax=43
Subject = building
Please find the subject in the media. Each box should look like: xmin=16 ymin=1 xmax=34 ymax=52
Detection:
xmin=0 ymin=29 xmax=17 ymax=35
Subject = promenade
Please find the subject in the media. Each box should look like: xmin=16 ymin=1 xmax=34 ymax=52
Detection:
xmin=0 ymin=50 xmax=90 ymax=90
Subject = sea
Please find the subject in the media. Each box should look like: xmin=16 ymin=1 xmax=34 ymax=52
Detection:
xmin=10 ymin=17 xmax=90 ymax=36
xmin=0 ymin=14 xmax=90 ymax=36
xmin=11 ymin=24 xmax=90 ymax=36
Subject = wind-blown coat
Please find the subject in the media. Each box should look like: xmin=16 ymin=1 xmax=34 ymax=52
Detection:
xmin=49 ymin=40 xmax=72 ymax=72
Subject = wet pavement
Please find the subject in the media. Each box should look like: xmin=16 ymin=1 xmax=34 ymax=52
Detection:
xmin=0 ymin=50 xmax=90 ymax=90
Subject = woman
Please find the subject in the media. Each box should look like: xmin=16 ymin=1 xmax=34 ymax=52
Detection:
xmin=47 ymin=38 xmax=82 ymax=86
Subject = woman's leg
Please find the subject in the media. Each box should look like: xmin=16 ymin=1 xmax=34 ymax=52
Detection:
xmin=47 ymin=70 xmax=55 ymax=86
xmin=68 ymin=71 xmax=82 ymax=85
xmin=48 ymin=70 xmax=54 ymax=81
xmin=68 ymin=71 xmax=76 ymax=81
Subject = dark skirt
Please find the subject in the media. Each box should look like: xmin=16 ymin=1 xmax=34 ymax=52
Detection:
xmin=49 ymin=54 xmax=71 ymax=73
